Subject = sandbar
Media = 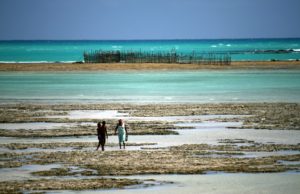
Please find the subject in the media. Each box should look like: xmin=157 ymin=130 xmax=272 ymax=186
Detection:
xmin=0 ymin=61 xmax=300 ymax=71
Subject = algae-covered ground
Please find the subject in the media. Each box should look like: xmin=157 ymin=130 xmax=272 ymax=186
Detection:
xmin=0 ymin=103 xmax=299 ymax=130
xmin=0 ymin=103 xmax=299 ymax=193
xmin=0 ymin=178 xmax=143 ymax=194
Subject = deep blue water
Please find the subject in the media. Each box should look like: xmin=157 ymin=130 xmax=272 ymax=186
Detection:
xmin=0 ymin=39 xmax=300 ymax=62
xmin=0 ymin=70 xmax=299 ymax=103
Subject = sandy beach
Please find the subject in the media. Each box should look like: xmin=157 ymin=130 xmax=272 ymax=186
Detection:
xmin=0 ymin=61 xmax=300 ymax=71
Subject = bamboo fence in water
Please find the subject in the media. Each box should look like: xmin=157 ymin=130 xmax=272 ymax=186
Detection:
xmin=83 ymin=50 xmax=231 ymax=65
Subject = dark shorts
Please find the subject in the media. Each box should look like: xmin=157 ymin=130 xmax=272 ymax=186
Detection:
xmin=98 ymin=136 xmax=106 ymax=144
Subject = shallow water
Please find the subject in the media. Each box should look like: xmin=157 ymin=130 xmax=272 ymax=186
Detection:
xmin=0 ymin=144 xmax=149 ymax=154
xmin=277 ymin=160 xmax=300 ymax=165
xmin=0 ymin=122 xmax=77 ymax=130
xmin=49 ymin=111 xmax=243 ymax=122
xmin=174 ymin=121 xmax=243 ymax=129
xmin=49 ymin=173 xmax=300 ymax=194
xmin=48 ymin=110 xmax=128 ymax=119
xmin=1 ymin=70 xmax=300 ymax=103
xmin=0 ymin=164 xmax=62 ymax=181
xmin=1 ymin=120 xmax=299 ymax=146
xmin=134 ymin=128 xmax=300 ymax=146
xmin=0 ymin=136 xmax=97 ymax=144
xmin=235 ymin=150 xmax=300 ymax=158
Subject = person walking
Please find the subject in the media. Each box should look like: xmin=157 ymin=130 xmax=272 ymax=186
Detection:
xmin=96 ymin=121 xmax=108 ymax=151
xmin=114 ymin=119 xmax=128 ymax=149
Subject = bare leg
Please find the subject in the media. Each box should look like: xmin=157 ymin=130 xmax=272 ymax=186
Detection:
xmin=96 ymin=141 xmax=101 ymax=150
xmin=123 ymin=142 xmax=126 ymax=149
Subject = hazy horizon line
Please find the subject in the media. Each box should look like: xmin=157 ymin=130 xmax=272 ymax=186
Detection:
xmin=1 ymin=37 xmax=300 ymax=41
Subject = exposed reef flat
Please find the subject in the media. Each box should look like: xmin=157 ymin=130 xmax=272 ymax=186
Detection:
xmin=0 ymin=102 xmax=299 ymax=193
xmin=0 ymin=178 xmax=144 ymax=193
xmin=1 ymin=103 xmax=299 ymax=130
xmin=0 ymin=142 xmax=156 ymax=150
xmin=1 ymin=143 xmax=299 ymax=175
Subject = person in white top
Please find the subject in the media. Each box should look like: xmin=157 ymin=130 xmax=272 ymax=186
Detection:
xmin=114 ymin=119 xmax=129 ymax=149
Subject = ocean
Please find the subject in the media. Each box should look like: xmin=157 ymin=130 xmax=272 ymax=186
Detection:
xmin=1 ymin=70 xmax=299 ymax=103
xmin=1 ymin=40 xmax=300 ymax=194
xmin=1 ymin=39 xmax=300 ymax=104
xmin=0 ymin=38 xmax=300 ymax=63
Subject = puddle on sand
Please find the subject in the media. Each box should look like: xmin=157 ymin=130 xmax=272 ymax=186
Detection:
xmin=125 ymin=115 xmax=245 ymax=122
xmin=1 ymin=120 xmax=299 ymax=146
xmin=0 ymin=164 xmax=62 ymax=181
xmin=0 ymin=122 xmax=75 ymax=130
xmin=45 ymin=173 xmax=300 ymax=194
xmin=47 ymin=111 xmax=247 ymax=122
xmin=174 ymin=121 xmax=243 ymax=129
xmin=0 ymin=136 xmax=98 ymax=144
xmin=0 ymin=122 xmax=94 ymax=130
xmin=132 ymin=128 xmax=300 ymax=146
xmin=47 ymin=110 xmax=128 ymax=119
xmin=277 ymin=160 xmax=300 ymax=165
xmin=236 ymin=150 xmax=300 ymax=158
xmin=0 ymin=144 xmax=149 ymax=153
xmin=0 ymin=146 xmax=85 ymax=153
xmin=192 ymin=150 xmax=300 ymax=159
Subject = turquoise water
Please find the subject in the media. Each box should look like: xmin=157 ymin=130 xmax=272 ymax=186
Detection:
xmin=0 ymin=70 xmax=299 ymax=103
xmin=0 ymin=39 xmax=300 ymax=62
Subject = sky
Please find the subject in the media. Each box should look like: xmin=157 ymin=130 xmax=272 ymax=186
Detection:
xmin=0 ymin=0 xmax=300 ymax=40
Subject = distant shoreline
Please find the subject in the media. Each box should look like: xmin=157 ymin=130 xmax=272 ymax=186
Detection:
xmin=0 ymin=61 xmax=300 ymax=71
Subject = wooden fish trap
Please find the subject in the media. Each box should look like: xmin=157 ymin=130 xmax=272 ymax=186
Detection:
xmin=83 ymin=50 xmax=231 ymax=65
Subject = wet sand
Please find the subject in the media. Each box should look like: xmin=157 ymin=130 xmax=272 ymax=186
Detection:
xmin=0 ymin=61 xmax=300 ymax=71
xmin=95 ymin=173 xmax=300 ymax=194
